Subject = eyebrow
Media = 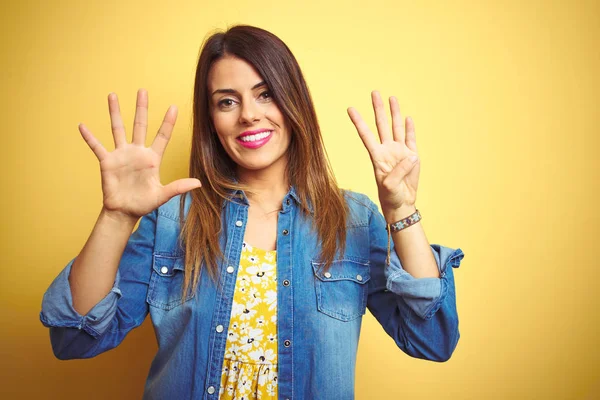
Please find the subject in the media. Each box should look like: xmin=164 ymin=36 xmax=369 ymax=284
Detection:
xmin=211 ymin=81 xmax=267 ymax=97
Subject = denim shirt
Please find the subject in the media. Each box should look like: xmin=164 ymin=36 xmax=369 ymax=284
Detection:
xmin=40 ymin=187 xmax=464 ymax=400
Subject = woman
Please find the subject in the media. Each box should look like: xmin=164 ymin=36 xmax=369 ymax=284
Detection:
xmin=40 ymin=25 xmax=464 ymax=400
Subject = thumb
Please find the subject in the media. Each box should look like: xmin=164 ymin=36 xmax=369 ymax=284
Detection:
xmin=383 ymin=155 xmax=419 ymax=187
xmin=161 ymin=178 xmax=202 ymax=203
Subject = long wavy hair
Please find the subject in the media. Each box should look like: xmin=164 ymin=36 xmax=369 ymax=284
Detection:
xmin=178 ymin=25 xmax=347 ymax=298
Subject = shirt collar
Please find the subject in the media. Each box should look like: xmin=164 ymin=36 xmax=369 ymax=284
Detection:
xmin=222 ymin=184 xmax=304 ymax=212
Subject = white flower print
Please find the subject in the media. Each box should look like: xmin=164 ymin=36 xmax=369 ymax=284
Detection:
xmin=227 ymin=330 xmax=239 ymax=343
xmin=226 ymin=383 xmax=235 ymax=396
xmin=264 ymin=252 xmax=276 ymax=263
xmin=249 ymin=347 xmax=276 ymax=364
xmin=224 ymin=343 xmax=246 ymax=362
xmin=247 ymin=263 xmax=275 ymax=285
xmin=239 ymin=306 xmax=257 ymax=321
xmin=264 ymin=290 xmax=277 ymax=311
xmin=260 ymin=276 xmax=272 ymax=289
xmin=238 ymin=275 xmax=251 ymax=288
xmin=236 ymin=339 xmax=254 ymax=355
xmin=220 ymin=243 xmax=278 ymax=400
xmin=257 ymin=368 xmax=270 ymax=386
xmin=240 ymin=327 xmax=264 ymax=349
xmin=246 ymin=287 xmax=261 ymax=308
xmin=239 ymin=322 xmax=250 ymax=334
xmin=231 ymin=302 xmax=246 ymax=317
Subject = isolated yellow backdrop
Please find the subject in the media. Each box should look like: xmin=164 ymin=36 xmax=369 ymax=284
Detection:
xmin=1 ymin=0 xmax=598 ymax=399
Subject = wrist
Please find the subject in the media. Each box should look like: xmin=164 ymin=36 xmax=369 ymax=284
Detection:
xmin=100 ymin=207 xmax=140 ymax=228
xmin=383 ymin=204 xmax=417 ymax=225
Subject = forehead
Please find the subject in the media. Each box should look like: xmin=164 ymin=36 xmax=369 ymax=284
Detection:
xmin=207 ymin=56 xmax=264 ymax=91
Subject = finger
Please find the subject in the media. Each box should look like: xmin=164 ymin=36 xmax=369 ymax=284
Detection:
xmin=389 ymin=96 xmax=405 ymax=143
xmin=347 ymin=106 xmax=377 ymax=155
xmin=382 ymin=154 xmax=419 ymax=189
xmin=372 ymin=90 xmax=392 ymax=143
xmin=132 ymin=88 xmax=148 ymax=146
xmin=151 ymin=105 xmax=178 ymax=158
xmin=78 ymin=123 xmax=109 ymax=161
xmin=108 ymin=93 xmax=127 ymax=148
xmin=405 ymin=116 xmax=417 ymax=152
xmin=160 ymin=178 xmax=202 ymax=205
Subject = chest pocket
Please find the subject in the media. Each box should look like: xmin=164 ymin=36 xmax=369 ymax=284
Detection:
xmin=147 ymin=254 xmax=195 ymax=310
xmin=311 ymin=257 xmax=371 ymax=322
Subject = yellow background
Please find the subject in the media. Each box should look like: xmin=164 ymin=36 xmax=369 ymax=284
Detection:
xmin=1 ymin=0 xmax=598 ymax=398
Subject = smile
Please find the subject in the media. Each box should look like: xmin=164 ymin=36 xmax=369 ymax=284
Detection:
xmin=236 ymin=130 xmax=274 ymax=149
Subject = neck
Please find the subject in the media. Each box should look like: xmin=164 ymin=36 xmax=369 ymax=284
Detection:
xmin=236 ymin=161 xmax=290 ymax=210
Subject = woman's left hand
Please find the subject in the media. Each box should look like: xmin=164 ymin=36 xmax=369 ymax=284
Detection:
xmin=347 ymin=91 xmax=420 ymax=217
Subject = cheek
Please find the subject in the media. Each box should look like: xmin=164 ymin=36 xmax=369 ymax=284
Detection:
xmin=265 ymin=105 xmax=287 ymax=128
xmin=212 ymin=112 xmax=238 ymax=136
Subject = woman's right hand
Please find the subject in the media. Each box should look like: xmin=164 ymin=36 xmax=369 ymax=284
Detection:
xmin=78 ymin=89 xmax=201 ymax=222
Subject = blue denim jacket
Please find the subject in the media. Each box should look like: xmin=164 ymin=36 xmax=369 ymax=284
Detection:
xmin=40 ymin=187 xmax=464 ymax=400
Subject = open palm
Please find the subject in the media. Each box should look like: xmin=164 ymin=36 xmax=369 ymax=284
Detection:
xmin=78 ymin=89 xmax=201 ymax=219
xmin=347 ymin=91 xmax=420 ymax=212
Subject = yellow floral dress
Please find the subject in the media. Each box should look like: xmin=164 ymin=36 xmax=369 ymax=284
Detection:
xmin=219 ymin=242 xmax=278 ymax=400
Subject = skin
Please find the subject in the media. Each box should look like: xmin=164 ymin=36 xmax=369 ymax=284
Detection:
xmin=70 ymin=90 xmax=202 ymax=315
xmin=348 ymin=92 xmax=439 ymax=278
xmin=208 ymin=56 xmax=292 ymax=251
xmin=69 ymin=62 xmax=440 ymax=316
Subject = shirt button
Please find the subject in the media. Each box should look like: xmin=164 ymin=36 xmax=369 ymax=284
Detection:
xmin=356 ymin=274 xmax=363 ymax=281
xmin=324 ymin=272 xmax=332 ymax=278
xmin=282 ymin=229 xmax=289 ymax=235
xmin=284 ymin=339 xmax=291 ymax=347
xmin=226 ymin=266 xmax=234 ymax=273
xmin=160 ymin=266 xmax=169 ymax=274
xmin=216 ymin=325 xmax=224 ymax=333
xmin=286 ymin=199 xmax=290 ymax=205
xmin=207 ymin=386 xmax=215 ymax=394
xmin=283 ymin=279 xmax=290 ymax=286
xmin=235 ymin=220 xmax=243 ymax=227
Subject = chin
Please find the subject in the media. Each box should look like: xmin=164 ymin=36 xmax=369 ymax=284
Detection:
xmin=233 ymin=152 xmax=288 ymax=173
xmin=236 ymin=160 xmax=278 ymax=171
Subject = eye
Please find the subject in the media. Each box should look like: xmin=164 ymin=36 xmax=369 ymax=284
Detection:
xmin=259 ymin=90 xmax=272 ymax=100
xmin=217 ymin=98 xmax=236 ymax=108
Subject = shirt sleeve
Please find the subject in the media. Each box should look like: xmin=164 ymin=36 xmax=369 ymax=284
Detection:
xmin=39 ymin=208 xmax=157 ymax=360
xmin=364 ymin=197 xmax=464 ymax=362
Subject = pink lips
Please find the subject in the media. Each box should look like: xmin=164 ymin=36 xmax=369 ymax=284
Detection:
xmin=236 ymin=129 xmax=274 ymax=149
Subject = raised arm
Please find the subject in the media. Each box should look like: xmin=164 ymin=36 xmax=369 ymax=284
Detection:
xmin=40 ymin=89 xmax=200 ymax=359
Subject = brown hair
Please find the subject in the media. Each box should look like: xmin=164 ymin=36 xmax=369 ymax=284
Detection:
xmin=178 ymin=25 xmax=347 ymax=297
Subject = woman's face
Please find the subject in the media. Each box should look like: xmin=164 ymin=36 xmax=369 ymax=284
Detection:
xmin=208 ymin=56 xmax=291 ymax=175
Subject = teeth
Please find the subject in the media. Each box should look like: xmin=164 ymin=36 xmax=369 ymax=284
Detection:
xmin=240 ymin=131 xmax=271 ymax=142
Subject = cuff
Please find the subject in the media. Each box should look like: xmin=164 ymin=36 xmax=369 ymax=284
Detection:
xmin=385 ymin=245 xmax=464 ymax=320
xmin=39 ymin=258 xmax=122 ymax=339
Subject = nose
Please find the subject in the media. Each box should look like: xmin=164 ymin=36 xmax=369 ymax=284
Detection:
xmin=239 ymin=99 xmax=261 ymax=125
